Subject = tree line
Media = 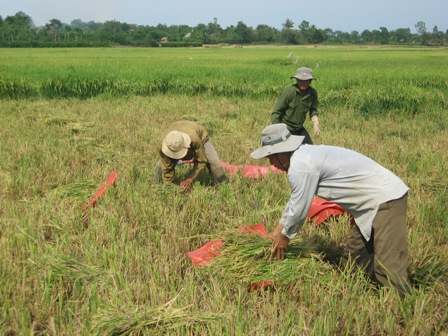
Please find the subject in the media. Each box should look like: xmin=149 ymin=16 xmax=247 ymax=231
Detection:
xmin=1 ymin=11 xmax=446 ymax=47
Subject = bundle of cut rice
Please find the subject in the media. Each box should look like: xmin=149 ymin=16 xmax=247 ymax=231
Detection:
xmin=92 ymin=300 xmax=225 ymax=334
xmin=48 ymin=179 xmax=97 ymax=200
xmin=202 ymin=229 xmax=320 ymax=286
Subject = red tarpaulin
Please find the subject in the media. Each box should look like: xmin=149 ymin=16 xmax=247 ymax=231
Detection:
xmin=187 ymin=215 xmax=352 ymax=292
xmin=307 ymin=198 xmax=346 ymax=225
xmin=182 ymin=161 xmax=349 ymax=291
xmin=177 ymin=160 xmax=282 ymax=178
xmin=235 ymin=223 xmax=267 ymax=236
xmin=186 ymin=239 xmax=224 ymax=266
xmin=221 ymin=161 xmax=282 ymax=178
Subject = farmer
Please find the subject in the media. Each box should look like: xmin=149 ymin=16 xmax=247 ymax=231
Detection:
xmin=155 ymin=120 xmax=228 ymax=191
xmin=271 ymin=67 xmax=320 ymax=144
xmin=251 ymin=123 xmax=411 ymax=297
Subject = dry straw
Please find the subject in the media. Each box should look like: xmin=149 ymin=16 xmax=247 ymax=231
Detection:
xmin=92 ymin=294 xmax=226 ymax=335
xmin=200 ymin=229 xmax=321 ymax=286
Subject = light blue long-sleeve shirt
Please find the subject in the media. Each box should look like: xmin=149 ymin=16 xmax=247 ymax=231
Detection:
xmin=280 ymin=145 xmax=409 ymax=241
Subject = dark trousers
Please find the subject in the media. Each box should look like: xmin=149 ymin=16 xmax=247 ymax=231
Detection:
xmin=290 ymin=127 xmax=313 ymax=145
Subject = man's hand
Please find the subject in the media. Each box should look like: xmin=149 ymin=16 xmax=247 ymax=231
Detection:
xmin=179 ymin=178 xmax=194 ymax=192
xmin=311 ymin=115 xmax=320 ymax=137
xmin=267 ymin=224 xmax=284 ymax=239
xmin=270 ymin=233 xmax=290 ymax=260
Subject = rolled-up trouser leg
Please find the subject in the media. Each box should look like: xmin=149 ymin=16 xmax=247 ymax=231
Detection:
xmin=154 ymin=160 xmax=163 ymax=183
xmin=372 ymin=194 xmax=410 ymax=297
xmin=203 ymin=140 xmax=228 ymax=184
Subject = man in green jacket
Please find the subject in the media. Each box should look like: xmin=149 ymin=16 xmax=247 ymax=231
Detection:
xmin=155 ymin=121 xmax=228 ymax=191
xmin=271 ymin=67 xmax=320 ymax=144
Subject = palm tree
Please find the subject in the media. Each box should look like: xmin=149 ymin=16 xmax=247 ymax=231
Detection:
xmin=282 ymin=19 xmax=294 ymax=30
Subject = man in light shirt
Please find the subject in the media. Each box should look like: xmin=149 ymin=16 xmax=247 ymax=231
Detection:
xmin=251 ymin=123 xmax=411 ymax=297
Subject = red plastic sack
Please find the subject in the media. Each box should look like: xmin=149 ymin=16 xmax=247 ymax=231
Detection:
xmin=186 ymin=239 xmax=224 ymax=266
xmin=82 ymin=172 xmax=118 ymax=211
xmin=178 ymin=160 xmax=281 ymax=178
xmin=248 ymin=280 xmax=276 ymax=292
xmin=308 ymin=198 xmax=346 ymax=225
xmin=235 ymin=223 xmax=267 ymax=236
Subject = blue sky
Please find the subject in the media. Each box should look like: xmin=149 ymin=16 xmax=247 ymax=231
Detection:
xmin=1 ymin=0 xmax=447 ymax=33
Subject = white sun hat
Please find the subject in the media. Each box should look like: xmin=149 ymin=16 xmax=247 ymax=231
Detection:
xmin=251 ymin=124 xmax=304 ymax=159
xmin=162 ymin=131 xmax=192 ymax=159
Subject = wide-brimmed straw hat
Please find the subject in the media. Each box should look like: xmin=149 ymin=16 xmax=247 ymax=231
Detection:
xmin=162 ymin=131 xmax=192 ymax=159
xmin=290 ymin=67 xmax=316 ymax=81
xmin=251 ymin=124 xmax=304 ymax=159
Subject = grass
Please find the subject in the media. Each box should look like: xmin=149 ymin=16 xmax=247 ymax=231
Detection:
xmin=0 ymin=46 xmax=447 ymax=335
xmin=92 ymin=294 xmax=226 ymax=335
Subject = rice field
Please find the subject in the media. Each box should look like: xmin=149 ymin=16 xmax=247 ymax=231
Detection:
xmin=0 ymin=46 xmax=447 ymax=335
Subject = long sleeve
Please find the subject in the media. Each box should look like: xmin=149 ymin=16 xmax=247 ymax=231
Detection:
xmin=309 ymin=90 xmax=319 ymax=118
xmin=187 ymin=142 xmax=208 ymax=181
xmin=159 ymin=152 xmax=177 ymax=183
xmin=271 ymin=87 xmax=294 ymax=124
xmin=280 ymin=171 xmax=320 ymax=239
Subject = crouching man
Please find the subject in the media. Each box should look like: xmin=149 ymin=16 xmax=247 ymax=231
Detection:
xmin=155 ymin=120 xmax=228 ymax=191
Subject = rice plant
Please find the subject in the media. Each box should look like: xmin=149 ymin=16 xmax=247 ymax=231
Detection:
xmin=0 ymin=46 xmax=447 ymax=335
xmin=92 ymin=297 xmax=226 ymax=335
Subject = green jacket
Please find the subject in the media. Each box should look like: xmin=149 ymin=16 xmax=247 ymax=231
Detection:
xmin=157 ymin=121 xmax=209 ymax=183
xmin=271 ymin=85 xmax=319 ymax=132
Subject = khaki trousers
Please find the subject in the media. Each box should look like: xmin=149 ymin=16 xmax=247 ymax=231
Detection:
xmin=346 ymin=193 xmax=410 ymax=297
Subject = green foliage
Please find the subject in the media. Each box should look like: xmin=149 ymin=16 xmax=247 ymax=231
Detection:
xmin=1 ymin=47 xmax=447 ymax=119
xmin=1 ymin=12 xmax=447 ymax=47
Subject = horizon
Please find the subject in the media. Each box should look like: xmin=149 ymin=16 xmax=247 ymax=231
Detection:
xmin=1 ymin=0 xmax=447 ymax=34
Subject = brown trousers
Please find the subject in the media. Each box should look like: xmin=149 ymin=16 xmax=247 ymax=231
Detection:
xmin=346 ymin=193 xmax=410 ymax=297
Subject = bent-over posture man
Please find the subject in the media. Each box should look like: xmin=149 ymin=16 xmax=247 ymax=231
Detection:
xmin=155 ymin=120 xmax=228 ymax=191
xmin=251 ymin=123 xmax=411 ymax=297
